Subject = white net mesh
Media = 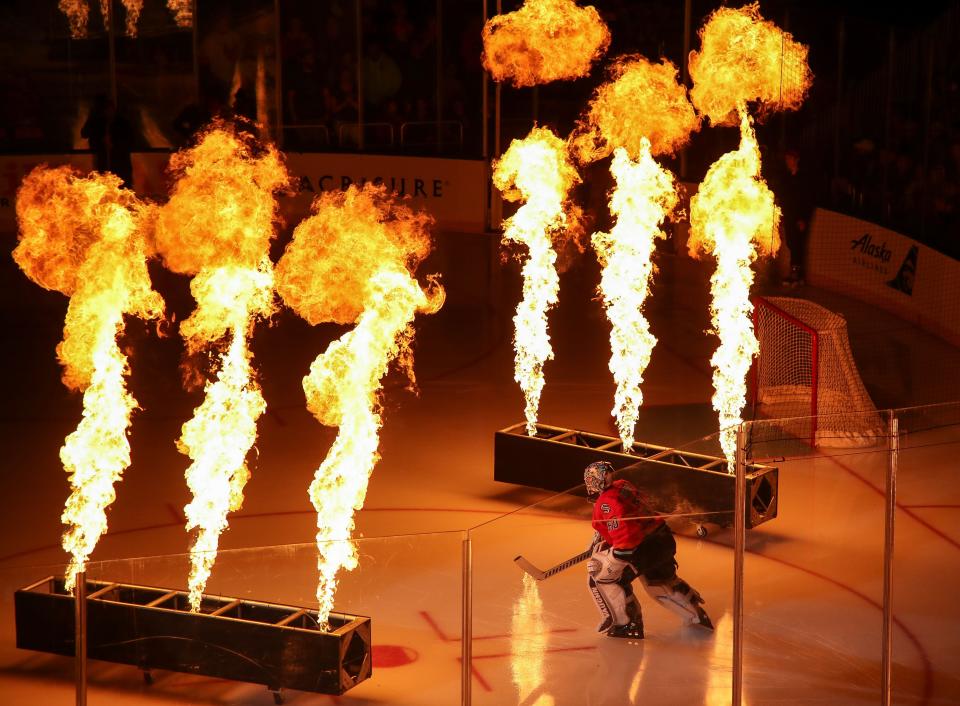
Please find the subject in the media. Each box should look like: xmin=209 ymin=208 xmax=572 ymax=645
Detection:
xmin=754 ymin=296 xmax=884 ymax=447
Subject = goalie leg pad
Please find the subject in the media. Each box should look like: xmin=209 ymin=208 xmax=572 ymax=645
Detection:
xmin=641 ymin=576 xmax=713 ymax=629
xmin=587 ymin=576 xmax=615 ymax=632
xmin=587 ymin=548 xmax=637 ymax=627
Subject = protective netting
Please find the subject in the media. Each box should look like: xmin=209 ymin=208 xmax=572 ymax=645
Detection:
xmin=753 ymin=296 xmax=884 ymax=447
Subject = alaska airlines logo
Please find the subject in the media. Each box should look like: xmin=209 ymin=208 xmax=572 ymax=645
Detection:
xmin=850 ymin=233 xmax=892 ymax=263
xmin=849 ymin=233 xmax=893 ymax=275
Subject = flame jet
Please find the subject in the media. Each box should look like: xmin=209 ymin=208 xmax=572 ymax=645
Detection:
xmin=573 ymin=57 xmax=697 ymax=451
xmin=13 ymin=166 xmax=164 ymax=590
xmin=275 ymin=184 xmax=444 ymax=630
xmin=493 ymin=127 xmax=581 ymax=436
xmin=482 ymin=0 xmax=610 ymax=87
xmin=569 ymin=55 xmax=700 ymax=164
xmin=154 ymin=123 xmax=290 ymax=610
xmin=687 ymin=3 xmax=812 ymax=467
xmin=592 ymin=145 xmax=679 ymax=452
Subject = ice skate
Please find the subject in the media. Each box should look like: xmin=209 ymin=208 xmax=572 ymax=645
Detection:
xmin=606 ymin=620 xmax=644 ymax=639
xmin=690 ymin=603 xmax=714 ymax=631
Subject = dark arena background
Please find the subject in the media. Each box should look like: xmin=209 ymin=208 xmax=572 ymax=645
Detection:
xmin=1 ymin=1 xmax=959 ymax=704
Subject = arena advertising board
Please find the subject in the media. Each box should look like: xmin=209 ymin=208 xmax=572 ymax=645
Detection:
xmin=1 ymin=152 xmax=487 ymax=234
xmin=808 ymin=208 xmax=960 ymax=346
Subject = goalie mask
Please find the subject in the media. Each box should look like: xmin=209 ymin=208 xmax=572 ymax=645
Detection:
xmin=584 ymin=461 xmax=614 ymax=500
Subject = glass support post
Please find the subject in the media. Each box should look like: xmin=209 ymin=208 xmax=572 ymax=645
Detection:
xmin=461 ymin=533 xmax=473 ymax=706
xmin=881 ymin=412 xmax=898 ymax=705
xmin=75 ymin=571 xmax=87 ymax=706
xmin=732 ymin=424 xmax=747 ymax=705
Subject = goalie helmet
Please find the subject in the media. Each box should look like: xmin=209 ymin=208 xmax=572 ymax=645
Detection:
xmin=584 ymin=461 xmax=614 ymax=499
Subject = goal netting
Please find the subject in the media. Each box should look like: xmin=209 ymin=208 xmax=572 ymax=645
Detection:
xmin=752 ymin=296 xmax=884 ymax=447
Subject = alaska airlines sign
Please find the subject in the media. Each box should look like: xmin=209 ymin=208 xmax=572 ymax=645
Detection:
xmin=810 ymin=209 xmax=958 ymax=346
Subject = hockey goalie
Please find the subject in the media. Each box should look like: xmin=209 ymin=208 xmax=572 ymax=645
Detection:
xmin=584 ymin=461 xmax=714 ymax=638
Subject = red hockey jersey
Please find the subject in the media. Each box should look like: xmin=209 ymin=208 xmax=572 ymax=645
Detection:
xmin=592 ymin=479 xmax=663 ymax=549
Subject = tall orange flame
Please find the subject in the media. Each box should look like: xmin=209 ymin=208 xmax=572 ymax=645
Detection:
xmin=688 ymin=110 xmax=780 ymax=467
xmin=154 ymin=123 xmax=290 ymax=610
xmin=275 ymin=185 xmax=443 ymax=630
xmin=13 ymin=166 xmax=164 ymax=590
xmin=572 ymin=56 xmax=693 ymax=451
xmin=493 ymin=127 xmax=580 ymax=436
xmin=687 ymin=5 xmax=811 ymax=468
xmin=593 ymin=143 xmax=679 ymax=451
xmin=688 ymin=3 xmax=812 ymax=127
xmin=570 ymin=55 xmax=700 ymax=164
xmin=482 ymin=0 xmax=610 ymax=87
xmin=510 ymin=573 xmax=553 ymax=705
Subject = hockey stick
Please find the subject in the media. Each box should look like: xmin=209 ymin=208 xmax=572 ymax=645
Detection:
xmin=514 ymin=549 xmax=592 ymax=581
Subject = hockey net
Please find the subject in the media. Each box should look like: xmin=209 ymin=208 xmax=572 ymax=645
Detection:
xmin=751 ymin=296 xmax=884 ymax=447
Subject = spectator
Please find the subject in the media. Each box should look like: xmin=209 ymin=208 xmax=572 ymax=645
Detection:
xmin=81 ymin=95 xmax=135 ymax=189
xmin=772 ymin=148 xmax=816 ymax=286
xmin=286 ymin=51 xmax=326 ymax=126
xmin=362 ymin=39 xmax=402 ymax=118
xmin=282 ymin=16 xmax=314 ymax=67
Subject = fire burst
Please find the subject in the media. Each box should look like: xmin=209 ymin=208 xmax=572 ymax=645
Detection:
xmin=687 ymin=3 xmax=812 ymax=467
xmin=570 ymin=56 xmax=700 ymax=164
xmin=482 ymin=0 xmax=610 ymax=87
xmin=13 ymin=166 xmax=164 ymax=590
xmin=275 ymin=185 xmax=443 ymax=630
xmin=154 ymin=124 xmax=290 ymax=610
xmin=493 ymin=127 xmax=581 ymax=436
xmin=574 ymin=56 xmax=696 ymax=452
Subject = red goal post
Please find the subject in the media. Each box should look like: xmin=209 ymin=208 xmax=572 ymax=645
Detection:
xmin=751 ymin=296 xmax=883 ymax=447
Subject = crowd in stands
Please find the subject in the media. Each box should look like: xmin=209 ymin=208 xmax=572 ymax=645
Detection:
xmin=831 ymin=98 xmax=960 ymax=258
xmin=0 ymin=0 xmax=956 ymax=257
xmin=280 ymin=0 xmax=482 ymax=152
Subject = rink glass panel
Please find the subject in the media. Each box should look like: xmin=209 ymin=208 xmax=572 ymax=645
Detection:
xmin=468 ymin=429 xmax=735 ymax=706
xmin=1 ymin=533 xmax=464 ymax=705
xmin=892 ymin=402 xmax=960 ymax=706
xmin=1 ymin=1 xmax=111 ymax=153
xmin=110 ymin=0 xmax=194 ymax=150
xmin=742 ymin=412 xmax=889 ymax=704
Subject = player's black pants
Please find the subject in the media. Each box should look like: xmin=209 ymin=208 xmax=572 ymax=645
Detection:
xmin=611 ymin=523 xmax=678 ymax=584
